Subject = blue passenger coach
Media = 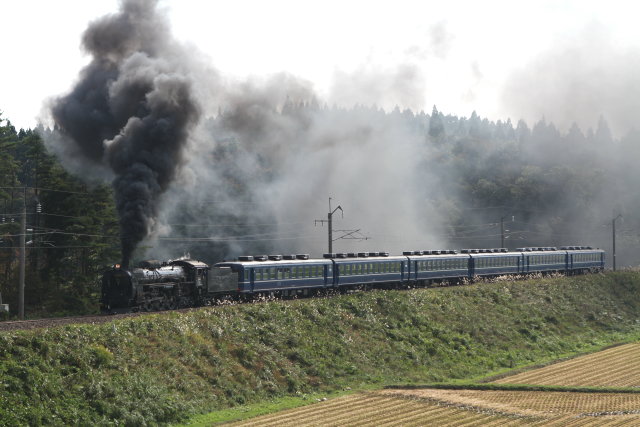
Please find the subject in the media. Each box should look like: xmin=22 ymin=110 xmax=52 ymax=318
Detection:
xmin=518 ymin=247 xmax=566 ymax=274
xmin=331 ymin=253 xmax=408 ymax=289
xmin=563 ymin=246 xmax=605 ymax=274
xmin=467 ymin=249 xmax=522 ymax=277
xmin=406 ymin=251 xmax=471 ymax=283
xmin=214 ymin=255 xmax=332 ymax=294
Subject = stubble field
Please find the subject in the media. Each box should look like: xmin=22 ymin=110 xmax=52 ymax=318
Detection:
xmin=493 ymin=343 xmax=640 ymax=387
xmin=229 ymin=388 xmax=640 ymax=426
xmin=229 ymin=343 xmax=640 ymax=425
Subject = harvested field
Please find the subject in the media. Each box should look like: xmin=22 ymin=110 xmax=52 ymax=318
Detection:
xmin=228 ymin=389 xmax=640 ymax=426
xmin=494 ymin=343 xmax=640 ymax=387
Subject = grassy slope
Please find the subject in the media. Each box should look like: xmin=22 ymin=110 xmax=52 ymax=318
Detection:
xmin=1 ymin=272 xmax=640 ymax=426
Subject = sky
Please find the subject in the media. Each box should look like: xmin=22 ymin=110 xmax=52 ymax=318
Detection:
xmin=2 ymin=0 xmax=640 ymax=134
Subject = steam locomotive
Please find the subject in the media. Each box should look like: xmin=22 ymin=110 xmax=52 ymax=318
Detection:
xmin=101 ymin=246 xmax=605 ymax=313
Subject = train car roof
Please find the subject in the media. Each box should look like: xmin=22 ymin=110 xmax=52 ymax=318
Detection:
xmin=406 ymin=253 xmax=471 ymax=260
xmin=215 ymin=258 xmax=333 ymax=268
xmin=331 ymin=255 xmax=407 ymax=263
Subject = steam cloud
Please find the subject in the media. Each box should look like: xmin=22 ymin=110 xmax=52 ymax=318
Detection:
xmin=501 ymin=23 xmax=640 ymax=136
xmin=51 ymin=0 xmax=200 ymax=267
xmin=47 ymin=2 xmax=639 ymax=268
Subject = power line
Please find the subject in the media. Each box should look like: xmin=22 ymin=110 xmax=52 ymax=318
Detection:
xmin=0 ymin=186 xmax=92 ymax=195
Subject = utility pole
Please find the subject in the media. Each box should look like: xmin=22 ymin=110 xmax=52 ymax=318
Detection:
xmin=315 ymin=198 xmax=343 ymax=253
xmin=500 ymin=216 xmax=514 ymax=249
xmin=19 ymin=187 xmax=26 ymax=320
xmin=315 ymin=198 xmax=369 ymax=253
xmin=612 ymin=214 xmax=623 ymax=271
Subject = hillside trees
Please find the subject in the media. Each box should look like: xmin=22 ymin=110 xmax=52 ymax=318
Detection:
xmin=0 ymin=116 xmax=119 ymax=316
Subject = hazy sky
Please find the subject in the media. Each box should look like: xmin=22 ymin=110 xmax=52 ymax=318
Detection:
xmin=2 ymin=0 xmax=640 ymax=132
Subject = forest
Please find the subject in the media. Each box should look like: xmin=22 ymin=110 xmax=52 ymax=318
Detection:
xmin=0 ymin=102 xmax=638 ymax=317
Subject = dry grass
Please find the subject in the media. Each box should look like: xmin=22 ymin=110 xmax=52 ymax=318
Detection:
xmin=228 ymin=388 xmax=640 ymax=426
xmin=494 ymin=343 xmax=640 ymax=387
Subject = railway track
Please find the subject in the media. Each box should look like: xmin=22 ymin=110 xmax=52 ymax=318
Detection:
xmin=0 ymin=313 xmax=142 ymax=332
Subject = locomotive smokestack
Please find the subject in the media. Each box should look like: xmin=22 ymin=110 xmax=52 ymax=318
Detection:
xmin=50 ymin=0 xmax=201 ymax=267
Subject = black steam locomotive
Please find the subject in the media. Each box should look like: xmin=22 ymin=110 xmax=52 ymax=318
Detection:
xmin=101 ymin=246 xmax=605 ymax=313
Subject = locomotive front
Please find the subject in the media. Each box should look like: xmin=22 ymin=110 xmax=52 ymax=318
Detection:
xmin=101 ymin=265 xmax=135 ymax=313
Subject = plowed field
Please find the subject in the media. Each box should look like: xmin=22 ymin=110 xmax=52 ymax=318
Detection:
xmin=229 ymin=389 xmax=640 ymax=426
xmin=494 ymin=343 xmax=640 ymax=387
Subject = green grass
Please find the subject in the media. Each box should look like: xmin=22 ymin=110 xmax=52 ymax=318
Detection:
xmin=2 ymin=272 xmax=640 ymax=425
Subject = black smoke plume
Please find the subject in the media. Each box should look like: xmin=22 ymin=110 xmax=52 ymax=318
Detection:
xmin=51 ymin=0 xmax=200 ymax=268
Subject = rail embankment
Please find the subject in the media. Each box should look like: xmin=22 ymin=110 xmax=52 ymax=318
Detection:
xmin=1 ymin=272 xmax=640 ymax=425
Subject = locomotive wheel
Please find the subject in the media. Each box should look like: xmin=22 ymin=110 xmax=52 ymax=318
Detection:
xmin=162 ymin=295 xmax=178 ymax=310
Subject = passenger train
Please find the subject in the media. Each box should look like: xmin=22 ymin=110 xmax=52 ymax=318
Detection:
xmin=101 ymin=246 xmax=605 ymax=313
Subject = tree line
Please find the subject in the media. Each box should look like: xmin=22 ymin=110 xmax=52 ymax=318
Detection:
xmin=0 ymin=115 xmax=119 ymax=317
